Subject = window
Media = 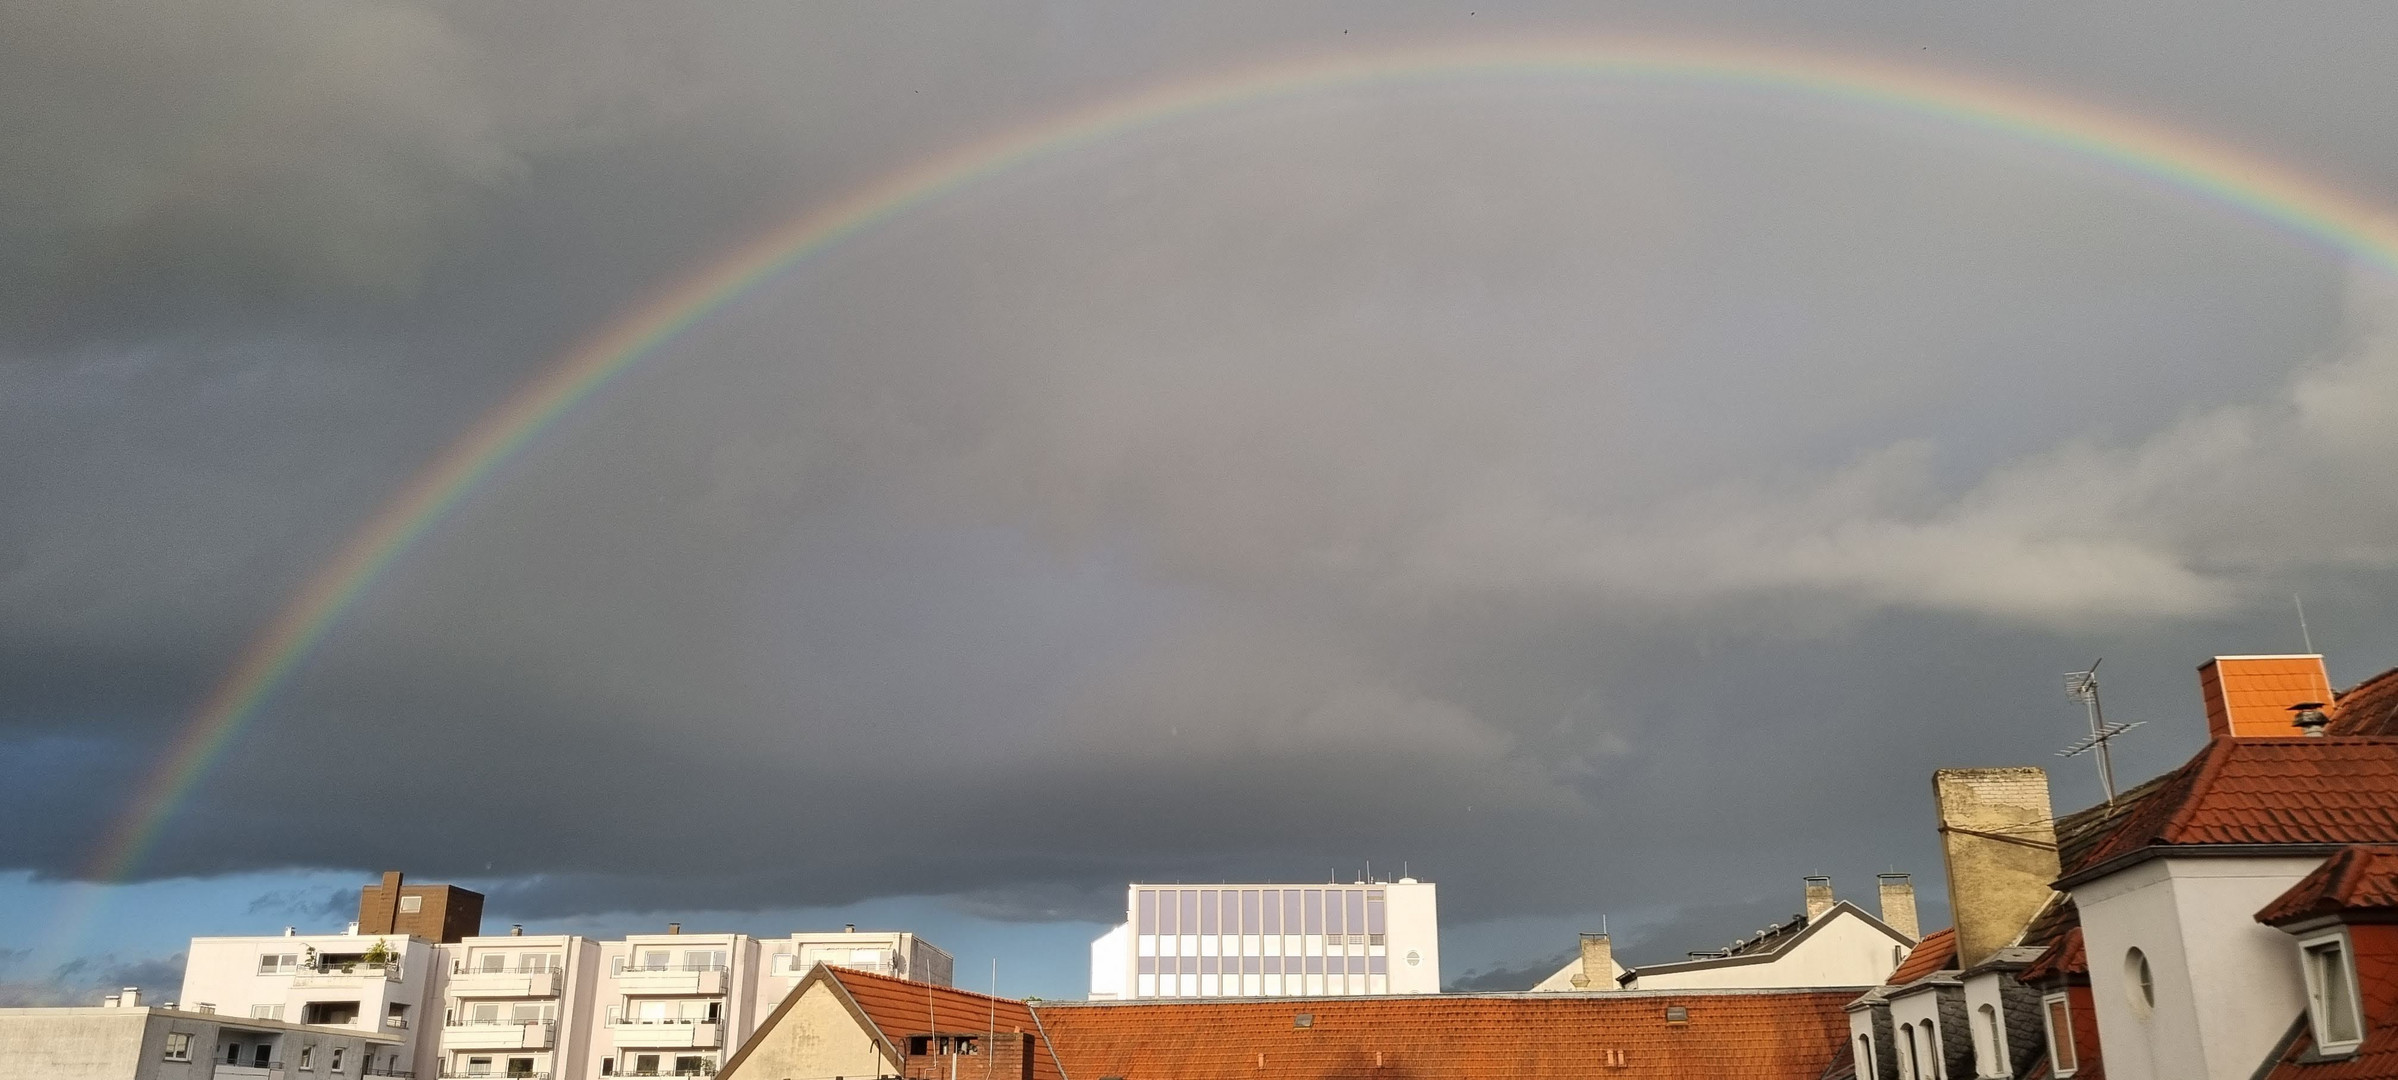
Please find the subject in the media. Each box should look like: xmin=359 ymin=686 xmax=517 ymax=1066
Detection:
xmin=507 ymin=1057 xmax=534 ymax=1077
xmin=300 ymin=1045 xmax=316 ymax=1070
xmin=329 ymin=1048 xmax=345 ymax=1073
xmin=635 ymin=1055 xmax=662 ymax=1077
xmin=398 ymin=894 xmax=422 ymax=914
xmin=468 ymin=1057 xmax=493 ymax=1076
xmin=2042 ymin=994 xmax=2078 ymax=1077
xmin=1855 ymin=1034 xmax=1874 ymax=1077
xmin=673 ymin=1056 xmax=705 ymax=1075
xmin=1922 ymin=1019 xmax=1942 ymax=1080
xmin=641 ymin=951 xmax=668 ymax=971
xmin=600 ymin=1059 xmax=614 ymax=1076
xmin=259 ymin=953 xmax=300 ymax=975
xmin=228 ymin=1044 xmax=245 ymax=1065
xmin=1976 ymin=1003 xmax=2003 ymax=1076
xmin=255 ymin=1045 xmax=274 ymax=1069
xmin=2125 ymin=948 xmax=2154 ymax=1016
xmin=165 ymin=1033 xmax=194 ymax=1061
xmin=482 ymin=954 xmax=508 ymax=973
xmin=2301 ymin=931 xmax=2365 ymax=1054
xmin=252 ymin=1004 xmax=286 ymax=1020
xmin=1899 ymin=1023 xmax=1917 ymax=1080
xmin=1664 ymin=1006 xmax=1689 ymax=1025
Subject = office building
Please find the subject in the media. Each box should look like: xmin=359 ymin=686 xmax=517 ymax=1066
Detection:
xmin=1088 ymin=878 xmax=1439 ymax=999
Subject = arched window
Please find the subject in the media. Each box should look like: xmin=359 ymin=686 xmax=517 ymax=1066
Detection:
xmin=1857 ymin=1034 xmax=1876 ymax=1078
xmin=1899 ymin=1023 xmax=1918 ymax=1080
xmin=1977 ymin=1003 xmax=2003 ymax=1075
xmin=1921 ymin=1020 xmax=1942 ymax=1080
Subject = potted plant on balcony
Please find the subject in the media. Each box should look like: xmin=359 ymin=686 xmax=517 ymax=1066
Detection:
xmin=362 ymin=938 xmax=397 ymax=971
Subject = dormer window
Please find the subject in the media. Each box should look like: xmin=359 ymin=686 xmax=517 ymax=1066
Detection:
xmin=2299 ymin=929 xmax=2365 ymax=1055
xmin=2041 ymin=993 xmax=2078 ymax=1077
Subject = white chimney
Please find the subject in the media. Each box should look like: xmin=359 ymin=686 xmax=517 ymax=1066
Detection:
xmin=345 ymin=921 xmax=360 ymax=935
xmin=1803 ymin=876 xmax=1835 ymax=920
xmin=284 ymin=926 xmax=297 ymax=937
xmin=120 ymin=987 xmax=141 ymax=1008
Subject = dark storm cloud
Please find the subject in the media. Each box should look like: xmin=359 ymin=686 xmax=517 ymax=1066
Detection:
xmin=9 ymin=0 xmax=2398 ymax=986
xmin=0 ymin=950 xmax=185 ymax=1007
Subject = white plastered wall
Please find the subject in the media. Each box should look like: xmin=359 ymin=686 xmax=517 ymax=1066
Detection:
xmin=2071 ymin=854 xmax=2322 ymax=1080
xmin=1629 ymin=913 xmax=1907 ymax=991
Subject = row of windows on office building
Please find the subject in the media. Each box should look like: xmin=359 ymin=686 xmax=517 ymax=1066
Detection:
xmin=1135 ymin=887 xmax=1386 ymax=938
xmin=1136 ymin=972 xmax=1394 ymax=998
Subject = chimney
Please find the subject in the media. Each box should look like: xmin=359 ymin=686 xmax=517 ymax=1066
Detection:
xmin=120 ymin=987 xmax=140 ymax=1008
xmin=2291 ymin=702 xmax=2330 ymax=737
xmin=511 ymin=924 xmax=524 ymax=936
xmin=667 ymin=922 xmax=681 ymax=935
xmin=1803 ymin=876 xmax=1835 ymax=920
xmin=1934 ymin=769 xmax=2062 ymax=969
xmin=361 ymin=871 xmax=404 ymax=935
xmin=284 ymin=927 xmax=297 ymax=937
xmin=2199 ymin=655 xmax=2332 ymax=739
xmin=1569 ymin=933 xmax=1613 ymax=990
xmin=1876 ymin=874 xmax=1920 ymax=940
xmin=845 ymin=924 xmax=856 ymax=933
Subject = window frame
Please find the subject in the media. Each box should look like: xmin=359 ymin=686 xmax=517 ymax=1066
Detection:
xmin=163 ymin=1032 xmax=194 ymax=1062
xmin=2041 ymin=992 xmax=2078 ymax=1077
xmin=2124 ymin=947 xmax=2154 ymax=1018
xmin=2298 ymin=928 xmax=2367 ymax=1056
xmin=1975 ymin=1002 xmax=2005 ymax=1079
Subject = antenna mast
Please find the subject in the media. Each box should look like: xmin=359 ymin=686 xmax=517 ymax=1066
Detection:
xmin=2059 ymin=659 xmax=2144 ymax=806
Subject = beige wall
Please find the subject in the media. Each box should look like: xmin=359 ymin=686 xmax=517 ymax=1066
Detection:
xmin=1933 ymin=768 xmax=2061 ymax=969
xmin=722 ymin=983 xmax=893 ymax=1080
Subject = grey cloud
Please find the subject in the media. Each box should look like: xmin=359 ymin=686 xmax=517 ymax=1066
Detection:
xmin=7 ymin=0 xmax=2398 ymax=992
xmin=0 ymin=952 xmax=185 ymax=1008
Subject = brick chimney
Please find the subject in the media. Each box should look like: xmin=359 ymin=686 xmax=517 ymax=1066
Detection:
xmin=1804 ymin=876 xmax=1835 ymax=920
xmin=1933 ymin=768 xmax=2062 ymax=969
xmin=1876 ymin=874 xmax=1919 ymax=940
xmin=357 ymin=871 xmax=404 ymax=935
xmin=1569 ymin=932 xmax=1614 ymax=990
xmin=2199 ymin=655 xmax=2332 ymax=739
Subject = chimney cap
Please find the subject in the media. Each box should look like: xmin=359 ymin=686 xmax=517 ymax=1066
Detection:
xmin=1877 ymin=872 xmax=1912 ymax=882
xmin=2291 ymin=702 xmax=2331 ymax=736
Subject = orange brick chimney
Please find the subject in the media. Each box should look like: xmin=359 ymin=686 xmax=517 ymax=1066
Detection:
xmin=2199 ymin=655 xmax=2332 ymax=739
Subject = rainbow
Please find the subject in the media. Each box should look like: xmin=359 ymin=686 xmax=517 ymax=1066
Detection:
xmin=81 ymin=39 xmax=2398 ymax=889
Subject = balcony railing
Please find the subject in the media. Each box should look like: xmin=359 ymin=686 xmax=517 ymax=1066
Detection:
xmin=387 ymin=1017 xmax=411 ymax=1030
xmin=441 ymin=1072 xmax=548 ymax=1080
xmin=612 ymin=1069 xmax=716 ymax=1077
xmin=453 ymin=963 xmax=563 ymax=975
xmin=612 ymin=962 xmax=728 ymax=974
xmin=446 ymin=1021 xmax=557 ymax=1031
xmin=605 ymin=1013 xmax=719 ymax=1026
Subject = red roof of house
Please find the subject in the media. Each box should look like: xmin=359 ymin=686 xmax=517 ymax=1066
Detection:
xmin=2332 ymin=668 xmax=2398 ymax=737
xmin=1032 ymin=991 xmax=1858 ymax=1080
xmin=2257 ymin=845 xmax=2398 ymax=927
xmin=1887 ymin=928 xmax=1956 ymax=984
xmin=2020 ymin=926 xmax=2087 ymax=984
xmin=2067 ymin=737 xmax=2398 ymax=874
xmin=722 ymin=965 xmax=1066 ymax=1080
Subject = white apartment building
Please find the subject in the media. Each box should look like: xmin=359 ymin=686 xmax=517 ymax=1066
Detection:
xmin=179 ymin=932 xmax=437 ymax=1074
xmin=177 ymin=926 xmax=954 ymax=1080
xmin=1087 ymin=878 xmax=1440 ymax=999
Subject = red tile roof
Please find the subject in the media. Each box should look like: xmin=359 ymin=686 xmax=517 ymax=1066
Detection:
xmin=2203 ymin=656 xmax=2337 ymax=739
xmin=722 ymin=965 xmax=1066 ymax=1080
xmin=1033 ymin=991 xmax=1859 ymax=1080
xmin=2257 ymin=845 xmax=2398 ymax=927
xmin=2332 ymin=668 xmax=2398 ymax=737
xmin=2020 ymin=926 xmax=2087 ymax=984
xmin=1887 ymin=928 xmax=1956 ymax=984
xmin=2067 ymin=737 xmax=2398 ymax=875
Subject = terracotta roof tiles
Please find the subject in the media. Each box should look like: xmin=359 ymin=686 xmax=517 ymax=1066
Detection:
xmin=2257 ymin=845 xmax=2398 ymax=927
xmin=1886 ymin=928 xmax=1956 ymax=985
xmin=1033 ymin=990 xmax=1858 ymax=1080
xmin=2067 ymin=737 xmax=2398 ymax=874
xmin=2332 ymin=668 xmax=2398 ymax=737
xmin=829 ymin=966 xmax=1066 ymax=1080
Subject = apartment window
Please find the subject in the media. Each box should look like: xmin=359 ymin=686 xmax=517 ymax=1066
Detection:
xmin=252 ymin=1004 xmax=286 ymax=1021
xmin=255 ymin=1045 xmax=274 ymax=1069
xmin=467 ymin=1057 xmax=493 ymax=1076
xmin=1976 ymin=1003 xmax=2003 ymax=1076
xmin=228 ymin=1044 xmax=245 ymax=1065
xmin=164 ymin=1033 xmax=194 ymax=1062
xmin=506 ymin=1058 xmax=534 ymax=1077
xmin=330 ymin=1048 xmax=345 ymax=1073
xmin=2125 ymin=948 xmax=2154 ymax=1016
xmin=673 ymin=1057 xmax=705 ymax=1076
xmin=771 ymin=952 xmax=796 ymax=974
xmin=482 ymin=954 xmax=508 ymax=973
xmin=642 ymin=951 xmax=669 ymax=971
xmin=300 ymin=1046 xmax=316 ymax=1070
xmin=1664 ymin=1006 xmax=1689 ymax=1025
xmin=600 ymin=1059 xmax=614 ymax=1076
xmin=260 ymin=953 xmax=301 ymax=975
xmin=399 ymin=896 xmax=423 ymax=914
xmin=2301 ymin=931 xmax=2365 ymax=1054
xmin=635 ymin=1055 xmax=662 ymax=1077
xmin=2042 ymin=993 xmax=2078 ymax=1077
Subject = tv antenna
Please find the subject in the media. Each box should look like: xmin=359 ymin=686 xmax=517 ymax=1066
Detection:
xmin=2058 ymin=659 xmax=2144 ymax=806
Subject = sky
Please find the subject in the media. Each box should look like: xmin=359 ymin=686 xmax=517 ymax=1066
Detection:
xmin=7 ymin=0 xmax=2398 ymax=1003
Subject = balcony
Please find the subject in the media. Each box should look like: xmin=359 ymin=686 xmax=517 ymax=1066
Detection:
xmin=610 ymin=965 xmax=725 ymax=997
xmin=448 ymin=969 xmax=564 ymax=998
xmin=215 ymin=1064 xmax=284 ymax=1080
xmin=442 ymin=1073 xmax=548 ymax=1080
xmin=607 ymin=1021 xmax=720 ymax=1049
xmin=441 ymin=1022 xmax=557 ymax=1051
xmin=294 ymin=964 xmax=404 ymax=988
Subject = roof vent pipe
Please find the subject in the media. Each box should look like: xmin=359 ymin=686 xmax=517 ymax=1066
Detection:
xmin=2291 ymin=702 xmax=2331 ymax=737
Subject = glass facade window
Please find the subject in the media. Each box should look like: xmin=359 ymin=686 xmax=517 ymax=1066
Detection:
xmin=1200 ymin=891 xmax=1218 ymax=935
